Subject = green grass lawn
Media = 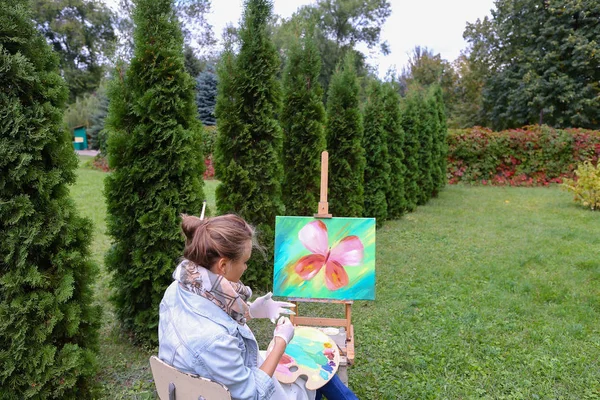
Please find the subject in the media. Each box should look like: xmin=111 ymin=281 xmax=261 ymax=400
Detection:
xmin=72 ymin=157 xmax=600 ymax=399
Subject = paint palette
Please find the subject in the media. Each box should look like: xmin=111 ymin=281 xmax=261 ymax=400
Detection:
xmin=267 ymin=326 xmax=340 ymax=390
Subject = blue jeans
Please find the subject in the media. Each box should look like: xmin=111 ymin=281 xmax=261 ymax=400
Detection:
xmin=315 ymin=374 xmax=359 ymax=400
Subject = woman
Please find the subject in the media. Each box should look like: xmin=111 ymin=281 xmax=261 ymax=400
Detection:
xmin=158 ymin=214 xmax=358 ymax=400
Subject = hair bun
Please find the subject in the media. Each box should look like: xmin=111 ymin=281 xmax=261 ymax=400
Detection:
xmin=181 ymin=214 xmax=206 ymax=241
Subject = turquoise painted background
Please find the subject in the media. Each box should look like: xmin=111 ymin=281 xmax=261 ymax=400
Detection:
xmin=273 ymin=216 xmax=376 ymax=300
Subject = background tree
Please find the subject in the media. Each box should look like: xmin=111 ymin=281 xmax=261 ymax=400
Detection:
xmin=88 ymin=85 xmax=109 ymax=153
xmin=450 ymin=53 xmax=485 ymax=128
xmin=214 ymin=0 xmax=284 ymax=289
xmin=399 ymin=93 xmax=422 ymax=212
xmin=452 ymin=16 xmax=497 ymax=128
xmin=62 ymin=91 xmax=101 ymax=131
xmin=400 ymin=46 xmax=458 ymax=121
xmin=281 ymin=33 xmax=327 ymax=216
xmin=184 ymin=45 xmax=205 ymax=77
xmin=471 ymin=0 xmax=600 ymax=130
xmin=32 ymin=0 xmax=116 ymax=101
xmin=196 ymin=68 xmax=218 ymax=126
xmin=104 ymin=0 xmax=205 ymax=345
xmin=326 ymin=53 xmax=365 ymax=217
xmin=362 ymin=79 xmax=390 ymax=226
xmin=382 ymin=81 xmax=406 ymax=219
xmin=0 ymin=0 xmax=101 ymax=396
xmin=272 ymin=0 xmax=391 ymax=96
xmin=114 ymin=0 xmax=215 ymax=62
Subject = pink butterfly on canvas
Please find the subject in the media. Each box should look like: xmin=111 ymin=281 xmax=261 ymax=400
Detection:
xmin=294 ymin=220 xmax=364 ymax=291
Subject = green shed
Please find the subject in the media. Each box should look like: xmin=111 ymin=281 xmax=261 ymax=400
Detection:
xmin=73 ymin=125 xmax=88 ymax=151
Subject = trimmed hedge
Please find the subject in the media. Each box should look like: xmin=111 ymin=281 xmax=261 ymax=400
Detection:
xmin=447 ymin=125 xmax=600 ymax=186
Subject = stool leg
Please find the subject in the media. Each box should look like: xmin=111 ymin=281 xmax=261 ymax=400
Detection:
xmin=168 ymin=382 xmax=176 ymax=400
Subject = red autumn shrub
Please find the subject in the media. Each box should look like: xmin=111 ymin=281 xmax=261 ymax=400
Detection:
xmin=447 ymin=125 xmax=600 ymax=186
xmin=203 ymin=155 xmax=215 ymax=179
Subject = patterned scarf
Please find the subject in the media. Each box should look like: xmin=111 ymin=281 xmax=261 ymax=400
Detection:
xmin=173 ymin=259 xmax=252 ymax=325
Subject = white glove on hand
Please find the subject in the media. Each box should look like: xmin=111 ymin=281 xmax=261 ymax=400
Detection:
xmin=273 ymin=316 xmax=295 ymax=344
xmin=249 ymin=292 xmax=296 ymax=323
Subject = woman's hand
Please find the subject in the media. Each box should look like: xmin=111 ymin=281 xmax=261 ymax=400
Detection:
xmin=249 ymin=292 xmax=296 ymax=323
xmin=273 ymin=316 xmax=295 ymax=344
xmin=260 ymin=317 xmax=295 ymax=377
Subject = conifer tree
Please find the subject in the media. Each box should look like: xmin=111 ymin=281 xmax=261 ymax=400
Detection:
xmin=214 ymin=0 xmax=283 ymax=289
xmin=362 ymin=79 xmax=390 ymax=226
xmin=326 ymin=54 xmax=365 ymax=218
xmin=0 ymin=1 xmax=101 ymax=397
xmin=382 ymin=82 xmax=407 ymax=219
xmin=418 ymin=93 xmax=435 ymax=204
xmin=88 ymin=88 xmax=109 ymax=153
xmin=104 ymin=0 xmax=205 ymax=345
xmin=196 ymin=69 xmax=217 ymax=126
xmin=425 ymin=93 xmax=442 ymax=199
xmin=400 ymin=93 xmax=422 ymax=212
xmin=432 ymin=85 xmax=448 ymax=194
xmin=281 ymin=34 xmax=326 ymax=216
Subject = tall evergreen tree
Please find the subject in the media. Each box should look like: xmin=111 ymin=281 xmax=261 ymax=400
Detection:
xmin=184 ymin=45 xmax=204 ymax=77
xmin=196 ymin=69 xmax=217 ymax=126
xmin=0 ymin=1 xmax=101 ymax=397
xmin=104 ymin=0 xmax=205 ymax=345
xmin=88 ymin=87 xmax=109 ymax=153
xmin=416 ymin=92 xmax=435 ymax=205
xmin=362 ymin=79 xmax=390 ymax=226
xmin=214 ymin=0 xmax=284 ymax=289
xmin=326 ymin=54 xmax=365 ymax=217
xmin=382 ymin=81 xmax=406 ymax=219
xmin=281 ymin=34 xmax=326 ymax=216
xmin=431 ymin=85 xmax=448 ymax=195
xmin=400 ymin=93 xmax=421 ymax=212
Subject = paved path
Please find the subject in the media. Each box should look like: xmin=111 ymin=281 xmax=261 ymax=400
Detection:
xmin=75 ymin=150 xmax=99 ymax=156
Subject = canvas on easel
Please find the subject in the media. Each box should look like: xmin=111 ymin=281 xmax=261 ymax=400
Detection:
xmin=273 ymin=216 xmax=376 ymax=300
xmin=270 ymin=151 xmax=376 ymax=384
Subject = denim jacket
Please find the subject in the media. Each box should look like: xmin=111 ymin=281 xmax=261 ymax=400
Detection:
xmin=158 ymin=281 xmax=275 ymax=400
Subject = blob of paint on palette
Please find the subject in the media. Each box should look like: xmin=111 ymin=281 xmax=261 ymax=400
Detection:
xmin=267 ymin=326 xmax=340 ymax=390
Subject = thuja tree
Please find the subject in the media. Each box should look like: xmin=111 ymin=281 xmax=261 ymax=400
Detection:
xmin=104 ymin=0 xmax=205 ymax=345
xmin=214 ymin=0 xmax=283 ymax=289
xmin=0 ymin=1 xmax=101 ymax=397
xmin=362 ymin=79 xmax=390 ymax=226
xmin=400 ymin=93 xmax=422 ymax=212
xmin=417 ymin=91 xmax=435 ymax=205
xmin=430 ymin=85 xmax=448 ymax=196
xmin=382 ymin=81 xmax=406 ymax=219
xmin=325 ymin=54 xmax=365 ymax=218
xmin=281 ymin=33 xmax=326 ymax=216
xmin=88 ymin=87 xmax=109 ymax=153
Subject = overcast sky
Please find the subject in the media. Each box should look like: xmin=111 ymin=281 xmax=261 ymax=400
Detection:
xmin=209 ymin=0 xmax=497 ymax=77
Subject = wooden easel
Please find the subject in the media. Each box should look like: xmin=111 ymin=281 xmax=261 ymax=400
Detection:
xmin=288 ymin=151 xmax=355 ymax=371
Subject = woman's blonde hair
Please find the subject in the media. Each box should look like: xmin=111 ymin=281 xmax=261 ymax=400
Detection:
xmin=181 ymin=214 xmax=255 ymax=268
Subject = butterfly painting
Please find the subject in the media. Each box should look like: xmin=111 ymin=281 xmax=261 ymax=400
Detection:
xmin=273 ymin=216 xmax=376 ymax=300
